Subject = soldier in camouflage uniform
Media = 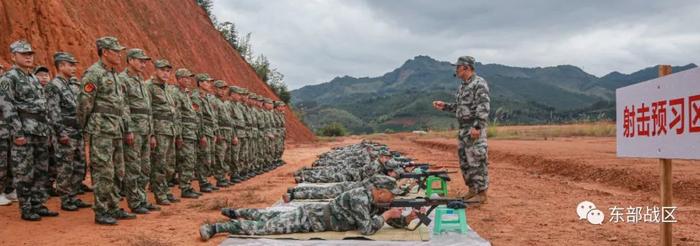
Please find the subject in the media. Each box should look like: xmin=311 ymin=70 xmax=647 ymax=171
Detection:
xmin=119 ymin=48 xmax=158 ymax=214
xmin=191 ymin=73 xmax=217 ymax=193
xmin=433 ymin=56 xmax=490 ymax=204
xmin=226 ymin=86 xmax=245 ymax=183
xmin=0 ymin=40 xmax=58 ymax=220
xmin=200 ymin=186 xmax=407 ymax=241
xmin=172 ymin=68 xmax=201 ymax=199
xmin=235 ymin=88 xmax=253 ymax=180
xmin=45 ymin=52 xmax=91 ymax=211
xmin=0 ymin=89 xmax=11 ymax=206
xmin=283 ymin=174 xmax=403 ymax=201
xmin=240 ymin=93 xmax=256 ymax=178
xmin=78 ymin=37 xmax=136 ymax=224
xmin=261 ymin=98 xmax=276 ymax=171
xmin=147 ymin=59 xmax=180 ymax=205
xmin=273 ymin=101 xmax=286 ymax=166
xmin=211 ymin=80 xmax=232 ymax=187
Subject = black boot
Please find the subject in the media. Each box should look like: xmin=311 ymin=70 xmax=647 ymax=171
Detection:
xmin=73 ymin=199 xmax=92 ymax=208
xmin=95 ymin=214 xmax=117 ymax=225
xmin=36 ymin=206 xmax=59 ymax=217
xmin=21 ymin=209 xmax=41 ymax=221
xmin=167 ymin=194 xmax=181 ymax=203
xmin=181 ymin=189 xmax=200 ymax=199
xmin=113 ymin=208 xmax=136 ymax=220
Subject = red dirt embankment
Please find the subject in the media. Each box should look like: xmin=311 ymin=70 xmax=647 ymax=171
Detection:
xmin=0 ymin=0 xmax=314 ymax=142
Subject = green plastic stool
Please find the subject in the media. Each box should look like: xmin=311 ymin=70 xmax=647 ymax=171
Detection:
xmin=433 ymin=206 xmax=468 ymax=234
xmin=425 ymin=175 xmax=448 ymax=197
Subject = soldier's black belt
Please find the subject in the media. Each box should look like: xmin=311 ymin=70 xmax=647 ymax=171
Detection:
xmin=60 ymin=118 xmax=80 ymax=129
xmin=94 ymin=106 xmax=121 ymax=116
xmin=153 ymin=114 xmax=174 ymax=121
xmin=130 ymin=108 xmax=151 ymax=115
xmin=18 ymin=111 xmax=47 ymax=123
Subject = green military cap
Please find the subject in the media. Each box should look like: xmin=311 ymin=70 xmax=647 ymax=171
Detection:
xmin=175 ymin=68 xmax=194 ymax=78
xmin=9 ymin=40 xmax=34 ymax=54
xmin=33 ymin=65 xmax=49 ymax=75
xmin=239 ymin=88 xmax=249 ymax=95
xmin=195 ymin=73 xmax=213 ymax=82
xmin=368 ymin=175 xmax=405 ymax=195
xmin=96 ymin=36 xmax=125 ymax=51
xmin=228 ymin=85 xmax=242 ymax=93
xmin=263 ymin=98 xmax=273 ymax=104
xmin=154 ymin=59 xmax=172 ymax=69
xmin=452 ymin=55 xmax=475 ymax=67
xmin=53 ymin=52 xmax=78 ymax=63
xmin=126 ymin=48 xmax=151 ymax=60
xmin=274 ymin=101 xmax=286 ymax=107
xmin=213 ymin=80 xmax=227 ymax=88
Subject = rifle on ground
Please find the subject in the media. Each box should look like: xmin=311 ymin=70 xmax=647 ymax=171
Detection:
xmin=375 ymin=197 xmax=478 ymax=230
xmin=398 ymin=170 xmax=455 ymax=190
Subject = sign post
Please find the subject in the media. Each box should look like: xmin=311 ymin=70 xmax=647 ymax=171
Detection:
xmin=617 ymin=65 xmax=700 ymax=246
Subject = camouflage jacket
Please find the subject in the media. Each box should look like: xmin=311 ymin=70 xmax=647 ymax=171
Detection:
xmin=120 ymin=68 xmax=152 ymax=136
xmin=45 ymin=75 xmax=81 ymax=138
xmin=442 ymin=74 xmax=490 ymax=130
xmin=191 ymin=89 xmax=217 ymax=137
xmin=0 ymin=65 xmax=51 ymax=137
xmin=328 ymin=187 xmax=384 ymax=235
xmin=77 ymin=60 xmax=130 ymax=138
xmin=171 ymin=86 xmax=198 ymax=140
xmin=147 ymin=78 xmax=176 ymax=136
xmin=211 ymin=96 xmax=232 ymax=133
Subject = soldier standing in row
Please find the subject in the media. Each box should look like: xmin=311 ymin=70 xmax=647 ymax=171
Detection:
xmin=432 ymin=56 xmax=490 ymax=204
xmin=227 ymin=86 xmax=246 ymax=183
xmin=172 ymin=68 xmax=200 ymax=199
xmin=77 ymin=36 xmax=136 ymax=225
xmin=191 ymin=74 xmax=217 ymax=193
xmin=0 ymin=40 xmax=57 ymax=220
xmin=211 ymin=80 xmax=232 ymax=188
xmin=45 ymin=52 xmax=91 ymax=211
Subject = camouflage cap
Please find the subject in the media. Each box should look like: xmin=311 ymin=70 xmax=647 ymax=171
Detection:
xmin=53 ymin=52 xmax=78 ymax=63
xmin=10 ymin=40 xmax=34 ymax=54
xmin=228 ymin=85 xmax=242 ymax=93
xmin=239 ymin=88 xmax=250 ymax=95
xmin=452 ymin=56 xmax=475 ymax=67
xmin=263 ymin=98 xmax=273 ymax=104
xmin=126 ymin=48 xmax=151 ymax=60
xmin=175 ymin=68 xmax=194 ymax=78
xmin=33 ymin=65 xmax=49 ymax=75
xmin=274 ymin=101 xmax=286 ymax=107
xmin=195 ymin=73 xmax=213 ymax=82
xmin=96 ymin=36 xmax=125 ymax=51
xmin=368 ymin=175 xmax=404 ymax=195
xmin=153 ymin=59 xmax=172 ymax=69
xmin=213 ymin=80 xmax=227 ymax=88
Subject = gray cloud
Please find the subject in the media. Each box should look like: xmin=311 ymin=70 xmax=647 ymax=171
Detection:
xmin=213 ymin=0 xmax=700 ymax=89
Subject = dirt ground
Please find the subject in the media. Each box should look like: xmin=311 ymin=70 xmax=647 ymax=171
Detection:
xmin=1 ymin=133 xmax=698 ymax=245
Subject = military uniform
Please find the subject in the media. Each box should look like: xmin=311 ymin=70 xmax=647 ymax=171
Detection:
xmin=0 ymin=41 xmax=55 ymax=220
xmin=77 ymin=37 xmax=132 ymax=223
xmin=238 ymin=94 xmax=254 ymax=179
xmin=172 ymin=68 xmax=199 ymax=197
xmin=227 ymin=86 xmax=247 ymax=182
xmin=148 ymin=59 xmax=177 ymax=204
xmin=0 ymin=92 xmax=11 ymax=200
xmin=119 ymin=49 xmax=153 ymax=211
xmin=191 ymin=74 xmax=217 ymax=192
xmin=211 ymin=80 xmax=232 ymax=187
xmin=288 ymin=174 xmax=399 ymax=200
xmin=45 ymin=52 xmax=89 ymax=211
xmin=440 ymin=56 xmax=490 ymax=194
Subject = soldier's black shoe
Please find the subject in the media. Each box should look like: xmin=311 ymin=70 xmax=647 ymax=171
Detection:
xmin=95 ymin=215 xmax=117 ymax=225
xmin=199 ymin=224 xmax=217 ymax=241
xmin=61 ymin=203 xmax=79 ymax=211
xmin=181 ymin=190 xmax=200 ymax=199
xmin=230 ymin=177 xmax=242 ymax=184
xmin=21 ymin=211 xmax=42 ymax=221
xmin=200 ymin=186 xmax=213 ymax=193
xmin=216 ymin=181 xmax=229 ymax=188
xmin=73 ymin=199 xmax=92 ymax=208
xmin=156 ymin=199 xmax=171 ymax=206
xmin=211 ymin=186 xmax=220 ymax=191
xmin=167 ymin=194 xmax=181 ymax=203
xmin=132 ymin=207 xmax=150 ymax=214
xmin=36 ymin=206 xmax=59 ymax=217
xmin=144 ymin=203 xmax=161 ymax=211
xmin=192 ymin=190 xmax=203 ymax=196
xmin=114 ymin=209 xmax=136 ymax=220
xmin=220 ymin=208 xmax=238 ymax=219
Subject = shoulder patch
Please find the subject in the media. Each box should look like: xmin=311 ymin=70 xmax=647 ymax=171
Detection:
xmin=84 ymin=82 xmax=96 ymax=93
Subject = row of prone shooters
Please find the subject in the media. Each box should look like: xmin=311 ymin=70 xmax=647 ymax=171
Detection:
xmin=0 ymin=38 xmax=287 ymax=224
xmin=200 ymin=140 xmax=476 ymax=241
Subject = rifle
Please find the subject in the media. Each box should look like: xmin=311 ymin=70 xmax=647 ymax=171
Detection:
xmin=397 ymin=162 xmax=430 ymax=169
xmin=375 ymin=197 xmax=477 ymax=230
xmin=398 ymin=170 xmax=455 ymax=190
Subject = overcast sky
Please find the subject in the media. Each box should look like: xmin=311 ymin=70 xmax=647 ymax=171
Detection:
xmin=212 ymin=0 xmax=700 ymax=89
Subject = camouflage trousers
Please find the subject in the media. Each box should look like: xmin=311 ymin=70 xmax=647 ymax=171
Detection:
xmin=176 ymin=138 xmax=196 ymax=191
xmin=457 ymin=128 xmax=489 ymax=192
xmin=214 ymin=205 xmax=329 ymax=235
xmin=0 ymin=139 xmax=10 ymax=192
xmin=291 ymin=182 xmax=358 ymax=200
xmin=196 ymin=136 xmax=214 ymax=185
xmin=123 ymin=134 xmax=150 ymax=209
xmin=88 ymin=135 xmax=124 ymax=216
xmin=296 ymin=168 xmax=361 ymax=183
xmin=228 ymin=136 xmax=241 ymax=178
xmin=11 ymin=136 xmax=50 ymax=212
xmin=237 ymin=136 xmax=249 ymax=175
xmin=214 ymin=130 xmax=232 ymax=183
xmin=54 ymin=137 xmax=86 ymax=206
xmin=151 ymin=134 xmax=175 ymax=202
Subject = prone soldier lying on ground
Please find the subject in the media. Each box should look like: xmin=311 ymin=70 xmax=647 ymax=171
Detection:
xmin=199 ymin=186 xmax=410 ymax=241
xmin=282 ymin=174 xmax=408 ymax=202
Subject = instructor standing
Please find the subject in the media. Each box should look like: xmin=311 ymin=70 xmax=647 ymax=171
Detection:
xmin=432 ymin=56 xmax=490 ymax=204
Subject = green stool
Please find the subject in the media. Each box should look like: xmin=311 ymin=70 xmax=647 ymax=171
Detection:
xmin=433 ymin=206 xmax=468 ymax=234
xmin=425 ymin=175 xmax=448 ymax=197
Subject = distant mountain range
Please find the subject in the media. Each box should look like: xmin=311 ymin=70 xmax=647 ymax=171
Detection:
xmin=291 ymin=55 xmax=696 ymax=134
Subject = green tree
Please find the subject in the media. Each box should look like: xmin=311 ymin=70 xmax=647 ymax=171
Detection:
xmin=195 ymin=0 xmax=217 ymax=25
xmin=318 ymin=122 xmax=348 ymax=137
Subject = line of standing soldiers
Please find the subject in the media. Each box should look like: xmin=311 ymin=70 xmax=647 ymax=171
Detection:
xmin=0 ymin=37 xmax=287 ymax=225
